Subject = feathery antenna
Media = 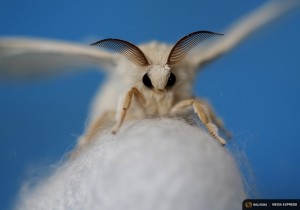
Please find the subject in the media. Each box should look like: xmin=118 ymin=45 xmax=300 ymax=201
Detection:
xmin=91 ymin=38 xmax=149 ymax=66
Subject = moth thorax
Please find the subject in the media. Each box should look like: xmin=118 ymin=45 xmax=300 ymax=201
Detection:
xmin=147 ymin=65 xmax=170 ymax=90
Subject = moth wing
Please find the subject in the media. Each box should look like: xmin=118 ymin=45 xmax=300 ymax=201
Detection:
xmin=191 ymin=0 xmax=300 ymax=69
xmin=0 ymin=37 xmax=117 ymax=79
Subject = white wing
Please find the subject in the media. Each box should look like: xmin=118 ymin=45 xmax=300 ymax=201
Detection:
xmin=192 ymin=0 xmax=300 ymax=68
xmin=0 ymin=37 xmax=117 ymax=79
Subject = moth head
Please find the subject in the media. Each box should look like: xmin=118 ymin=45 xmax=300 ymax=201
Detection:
xmin=91 ymin=31 xmax=223 ymax=91
xmin=142 ymin=64 xmax=175 ymax=91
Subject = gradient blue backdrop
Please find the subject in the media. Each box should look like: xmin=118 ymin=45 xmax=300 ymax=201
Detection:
xmin=0 ymin=0 xmax=300 ymax=209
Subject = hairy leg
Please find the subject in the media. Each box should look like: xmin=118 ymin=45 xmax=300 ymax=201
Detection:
xmin=170 ymin=99 xmax=226 ymax=145
xmin=70 ymin=111 xmax=115 ymax=158
xmin=112 ymin=87 xmax=145 ymax=134
xmin=82 ymin=111 xmax=115 ymax=145
xmin=198 ymin=100 xmax=232 ymax=139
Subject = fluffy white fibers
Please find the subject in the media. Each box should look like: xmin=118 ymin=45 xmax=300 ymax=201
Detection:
xmin=16 ymin=118 xmax=246 ymax=210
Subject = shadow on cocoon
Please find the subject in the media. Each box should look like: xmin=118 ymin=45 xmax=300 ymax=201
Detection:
xmin=15 ymin=118 xmax=246 ymax=210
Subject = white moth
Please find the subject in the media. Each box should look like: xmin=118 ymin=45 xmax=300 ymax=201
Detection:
xmin=82 ymin=31 xmax=231 ymax=148
xmin=0 ymin=0 xmax=299 ymax=155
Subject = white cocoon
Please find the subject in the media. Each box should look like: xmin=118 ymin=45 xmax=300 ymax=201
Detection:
xmin=16 ymin=118 xmax=246 ymax=210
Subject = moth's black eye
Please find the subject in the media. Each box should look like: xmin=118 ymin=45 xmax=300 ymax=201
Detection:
xmin=166 ymin=73 xmax=176 ymax=88
xmin=142 ymin=73 xmax=153 ymax=88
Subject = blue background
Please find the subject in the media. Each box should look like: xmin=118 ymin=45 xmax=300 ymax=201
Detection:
xmin=0 ymin=0 xmax=299 ymax=209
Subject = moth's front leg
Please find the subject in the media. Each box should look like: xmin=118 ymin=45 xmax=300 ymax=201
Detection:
xmin=112 ymin=87 xmax=145 ymax=134
xmin=170 ymin=99 xmax=227 ymax=145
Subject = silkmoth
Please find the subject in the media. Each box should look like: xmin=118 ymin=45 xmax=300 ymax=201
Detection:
xmin=77 ymin=31 xmax=229 ymax=150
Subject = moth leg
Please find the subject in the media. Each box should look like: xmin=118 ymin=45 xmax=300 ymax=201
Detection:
xmin=70 ymin=111 xmax=114 ymax=159
xmin=81 ymin=111 xmax=115 ymax=146
xmin=170 ymin=99 xmax=226 ymax=145
xmin=71 ymin=111 xmax=115 ymax=154
xmin=198 ymin=100 xmax=232 ymax=139
xmin=112 ymin=87 xmax=144 ymax=134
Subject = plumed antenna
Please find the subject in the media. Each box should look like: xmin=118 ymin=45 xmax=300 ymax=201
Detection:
xmin=91 ymin=38 xmax=149 ymax=66
xmin=167 ymin=31 xmax=223 ymax=66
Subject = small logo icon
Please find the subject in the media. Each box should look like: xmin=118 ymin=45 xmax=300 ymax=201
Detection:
xmin=245 ymin=201 xmax=253 ymax=208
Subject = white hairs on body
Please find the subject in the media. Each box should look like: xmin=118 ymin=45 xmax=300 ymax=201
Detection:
xmin=15 ymin=119 xmax=246 ymax=210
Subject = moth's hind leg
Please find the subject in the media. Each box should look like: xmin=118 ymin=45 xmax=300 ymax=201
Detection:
xmin=70 ymin=111 xmax=115 ymax=158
